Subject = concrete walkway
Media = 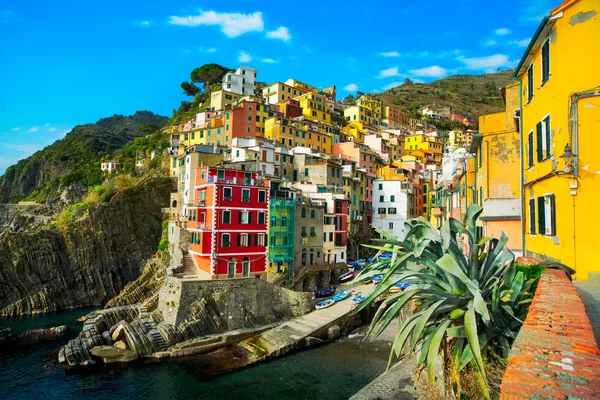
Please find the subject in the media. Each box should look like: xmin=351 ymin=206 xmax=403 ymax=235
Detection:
xmin=574 ymin=280 xmax=600 ymax=344
xmin=258 ymin=284 xmax=372 ymax=351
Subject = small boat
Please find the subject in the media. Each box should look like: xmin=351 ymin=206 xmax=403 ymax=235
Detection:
xmin=315 ymin=299 xmax=335 ymax=310
xmin=361 ymin=277 xmax=373 ymax=284
xmin=390 ymin=282 xmax=412 ymax=293
xmin=332 ymin=290 xmax=352 ymax=302
xmin=339 ymin=271 xmax=354 ymax=283
xmin=352 ymin=293 xmax=367 ymax=304
xmin=372 ymin=275 xmax=383 ymax=285
xmin=314 ymin=287 xmax=336 ymax=299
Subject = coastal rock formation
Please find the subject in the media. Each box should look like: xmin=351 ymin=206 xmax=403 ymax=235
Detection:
xmin=0 ymin=178 xmax=174 ymax=316
xmin=0 ymin=325 xmax=70 ymax=346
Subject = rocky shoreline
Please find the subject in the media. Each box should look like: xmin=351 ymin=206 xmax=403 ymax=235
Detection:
xmin=0 ymin=325 xmax=71 ymax=346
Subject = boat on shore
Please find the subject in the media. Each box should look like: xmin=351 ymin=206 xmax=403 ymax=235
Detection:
xmin=332 ymin=290 xmax=352 ymax=302
xmin=315 ymin=299 xmax=335 ymax=310
xmin=352 ymin=293 xmax=366 ymax=304
xmin=339 ymin=271 xmax=354 ymax=283
xmin=315 ymin=288 xmax=336 ymax=298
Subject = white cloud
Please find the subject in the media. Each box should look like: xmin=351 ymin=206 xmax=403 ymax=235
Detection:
xmin=494 ymin=28 xmax=510 ymax=35
xmin=48 ymin=127 xmax=58 ymax=132
xmin=198 ymin=47 xmax=217 ymax=53
xmin=409 ymin=65 xmax=447 ymax=78
xmin=508 ymin=38 xmax=530 ymax=47
xmin=27 ymin=126 xmax=39 ymax=133
xmin=44 ymin=123 xmax=51 ymax=127
xmin=382 ymin=81 xmax=402 ymax=91
xmin=344 ymin=83 xmax=359 ymax=91
xmin=168 ymin=11 xmax=264 ymax=38
xmin=379 ymin=51 xmax=400 ymax=57
xmin=456 ymin=54 xmax=515 ymax=71
xmin=379 ymin=66 xmax=400 ymax=78
xmin=413 ymin=79 xmax=425 ymax=84
xmin=238 ymin=50 xmax=252 ymax=63
xmin=261 ymin=58 xmax=277 ymax=63
xmin=485 ymin=40 xmax=497 ymax=46
xmin=266 ymin=26 xmax=291 ymax=42
xmin=10 ymin=127 xmax=19 ymax=131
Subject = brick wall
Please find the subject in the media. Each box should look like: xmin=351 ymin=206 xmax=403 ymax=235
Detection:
xmin=500 ymin=269 xmax=600 ymax=399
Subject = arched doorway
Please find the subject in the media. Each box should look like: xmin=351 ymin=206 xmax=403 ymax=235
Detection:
xmin=302 ymin=278 xmax=310 ymax=292
xmin=316 ymin=272 xmax=325 ymax=289
xmin=172 ymin=199 xmax=178 ymax=208
xmin=242 ymin=257 xmax=250 ymax=277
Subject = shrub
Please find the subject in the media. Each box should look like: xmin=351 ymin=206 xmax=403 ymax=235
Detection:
xmin=158 ymin=239 xmax=169 ymax=251
xmin=161 ymin=219 xmax=169 ymax=231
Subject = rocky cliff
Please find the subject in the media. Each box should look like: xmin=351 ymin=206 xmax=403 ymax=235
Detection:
xmin=0 ymin=177 xmax=174 ymax=316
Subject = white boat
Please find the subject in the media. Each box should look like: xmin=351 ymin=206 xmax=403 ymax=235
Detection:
xmin=315 ymin=298 xmax=335 ymax=310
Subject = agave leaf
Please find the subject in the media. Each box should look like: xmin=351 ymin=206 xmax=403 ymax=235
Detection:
xmin=409 ymin=299 xmax=446 ymax=351
xmin=507 ymin=271 xmax=525 ymax=306
xmin=417 ymin=329 xmax=436 ymax=365
xmin=390 ymin=313 xmax=421 ymax=360
xmin=427 ymin=318 xmax=452 ymax=382
xmin=446 ymin=325 xmax=466 ymax=338
xmin=372 ymin=290 xmax=420 ymax=338
xmin=464 ymin=302 xmax=487 ymax=381
xmin=440 ymin=220 xmax=451 ymax=250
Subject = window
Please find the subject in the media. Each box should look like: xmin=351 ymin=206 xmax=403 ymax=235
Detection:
xmin=222 ymin=210 xmax=231 ymax=224
xmin=310 ymin=209 xmax=315 ymax=218
xmin=301 ymin=226 xmax=307 ymax=237
xmin=329 ymin=232 xmax=333 ymax=242
xmin=536 ymin=115 xmax=551 ymax=161
xmin=323 ymin=233 xmax=327 ymax=242
xmin=242 ymin=189 xmax=250 ymax=202
xmin=379 ymin=195 xmax=384 ymax=202
xmin=378 ymin=183 xmax=383 ymax=190
xmin=258 ymin=190 xmax=266 ymax=203
xmin=388 ymin=208 xmax=397 ymax=214
xmin=238 ymin=233 xmax=249 ymax=246
xmin=528 ymin=198 xmax=536 ymax=235
xmin=389 ymin=222 xmax=393 ymax=229
xmin=527 ymin=130 xmax=534 ymax=168
xmin=541 ymin=39 xmax=550 ymax=84
xmin=310 ymin=227 xmax=316 ymax=237
xmin=255 ymin=234 xmax=265 ymax=246
xmin=201 ymin=170 xmax=206 ymax=180
xmin=302 ymin=249 xmax=307 ymax=265
xmin=242 ymin=257 xmax=250 ymax=277
xmin=222 ymin=234 xmax=230 ymax=247
xmin=301 ymin=207 xmax=306 ymax=218
xmin=239 ymin=211 xmax=252 ymax=224
xmin=390 ymin=195 xmax=395 ymax=202
xmin=223 ymin=187 xmax=232 ymax=200
xmin=217 ymin=170 xmax=225 ymax=179
xmin=538 ymin=194 xmax=556 ymax=236
xmin=542 ymin=115 xmax=551 ymax=160
xmin=527 ymin=64 xmax=534 ymax=102
xmin=258 ymin=211 xmax=265 ymax=225
xmin=378 ymin=207 xmax=386 ymax=215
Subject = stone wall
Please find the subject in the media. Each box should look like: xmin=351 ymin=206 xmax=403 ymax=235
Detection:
xmin=500 ymin=269 xmax=600 ymax=398
xmin=159 ymin=277 xmax=314 ymax=329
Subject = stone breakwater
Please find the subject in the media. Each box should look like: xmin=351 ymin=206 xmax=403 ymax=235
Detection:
xmin=0 ymin=177 xmax=174 ymax=317
xmin=0 ymin=325 xmax=71 ymax=346
xmin=59 ymin=277 xmax=314 ymax=367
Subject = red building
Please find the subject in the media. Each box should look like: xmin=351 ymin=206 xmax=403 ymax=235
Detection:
xmin=281 ymin=99 xmax=303 ymax=119
xmin=187 ymin=166 xmax=270 ymax=279
xmin=334 ymin=199 xmax=348 ymax=247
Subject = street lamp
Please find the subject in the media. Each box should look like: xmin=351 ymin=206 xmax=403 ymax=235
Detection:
xmin=560 ymin=143 xmax=575 ymax=173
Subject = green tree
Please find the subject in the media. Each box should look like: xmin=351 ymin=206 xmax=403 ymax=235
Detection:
xmin=181 ymin=81 xmax=200 ymax=97
xmin=190 ymin=64 xmax=231 ymax=92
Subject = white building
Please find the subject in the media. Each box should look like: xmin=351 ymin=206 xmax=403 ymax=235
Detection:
xmin=222 ymin=66 xmax=257 ymax=96
xmin=227 ymin=137 xmax=276 ymax=176
xmin=101 ymin=161 xmax=121 ymax=173
xmin=372 ymin=179 xmax=414 ymax=241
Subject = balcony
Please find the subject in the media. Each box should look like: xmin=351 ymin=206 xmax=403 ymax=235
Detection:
xmin=198 ymin=200 xmax=206 ymax=206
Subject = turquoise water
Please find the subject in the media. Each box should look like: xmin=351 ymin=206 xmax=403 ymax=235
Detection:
xmin=0 ymin=309 xmax=391 ymax=399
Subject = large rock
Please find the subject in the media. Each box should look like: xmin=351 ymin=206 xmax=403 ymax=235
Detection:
xmin=0 ymin=178 xmax=174 ymax=317
xmin=112 ymin=325 xmax=125 ymax=342
xmin=90 ymin=345 xmax=137 ymax=364
xmin=327 ymin=325 xmax=341 ymax=340
xmin=113 ymin=340 xmax=128 ymax=350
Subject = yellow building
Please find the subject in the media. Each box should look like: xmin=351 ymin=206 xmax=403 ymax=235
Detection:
xmin=294 ymin=92 xmax=331 ymax=124
xmin=344 ymin=95 xmax=383 ymax=127
xmin=471 ymin=82 xmax=523 ymax=251
xmin=261 ymin=81 xmax=314 ymax=104
xmin=342 ymin=121 xmax=370 ymax=143
xmin=515 ymin=0 xmax=600 ymax=280
xmin=210 ymin=90 xmax=244 ymax=111
xmin=404 ymin=134 xmax=444 ymax=162
xmin=264 ymin=116 xmax=332 ymax=154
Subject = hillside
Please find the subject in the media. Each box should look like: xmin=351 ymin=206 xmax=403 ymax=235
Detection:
xmin=0 ymin=111 xmax=168 ymax=204
xmin=378 ymin=69 xmax=515 ymax=120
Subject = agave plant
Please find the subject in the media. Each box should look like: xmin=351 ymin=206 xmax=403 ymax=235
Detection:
xmin=354 ymin=204 xmax=538 ymax=398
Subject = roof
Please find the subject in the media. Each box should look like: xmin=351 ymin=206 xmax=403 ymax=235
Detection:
xmin=514 ymin=16 xmax=550 ymax=78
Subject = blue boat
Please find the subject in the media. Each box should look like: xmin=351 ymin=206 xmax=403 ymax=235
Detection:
xmin=372 ymin=275 xmax=383 ymax=285
xmin=352 ymin=293 xmax=367 ymax=304
xmin=315 ymin=287 xmax=336 ymax=298
xmin=332 ymin=290 xmax=352 ymax=302
xmin=315 ymin=298 xmax=335 ymax=310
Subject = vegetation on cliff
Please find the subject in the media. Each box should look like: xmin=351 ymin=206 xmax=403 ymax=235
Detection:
xmin=0 ymin=111 xmax=168 ymax=204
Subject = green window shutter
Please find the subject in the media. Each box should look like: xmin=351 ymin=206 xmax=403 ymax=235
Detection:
xmin=529 ymin=199 xmax=536 ymax=235
xmin=544 ymin=116 xmax=551 ymax=159
xmin=536 ymin=122 xmax=543 ymax=162
xmin=238 ymin=211 xmax=242 ymax=224
xmin=542 ymin=40 xmax=550 ymax=83
xmin=548 ymin=194 xmax=556 ymax=236
xmin=258 ymin=212 xmax=264 ymax=225
xmin=528 ymin=131 xmax=534 ymax=167
xmin=537 ymin=196 xmax=546 ymax=235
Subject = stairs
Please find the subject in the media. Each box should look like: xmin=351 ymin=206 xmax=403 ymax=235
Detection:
xmin=182 ymin=254 xmax=198 ymax=276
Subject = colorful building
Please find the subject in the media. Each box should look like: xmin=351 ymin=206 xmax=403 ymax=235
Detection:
xmin=267 ymin=196 xmax=296 ymax=282
xmin=515 ymin=0 xmax=600 ymax=280
xmin=222 ymin=66 xmax=258 ymax=96
xmin=472 ymin=82 xmax=522 ymax=252
xmin=187 ymin=167 xmax=270 ymax=279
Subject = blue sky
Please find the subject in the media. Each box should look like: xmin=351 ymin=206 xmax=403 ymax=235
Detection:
xmin=0 ymin=0 xmax=553 ymax=175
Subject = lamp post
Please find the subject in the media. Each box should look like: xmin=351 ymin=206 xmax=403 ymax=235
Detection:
xmin=560 ymin=143 xmax=575 ymax=173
